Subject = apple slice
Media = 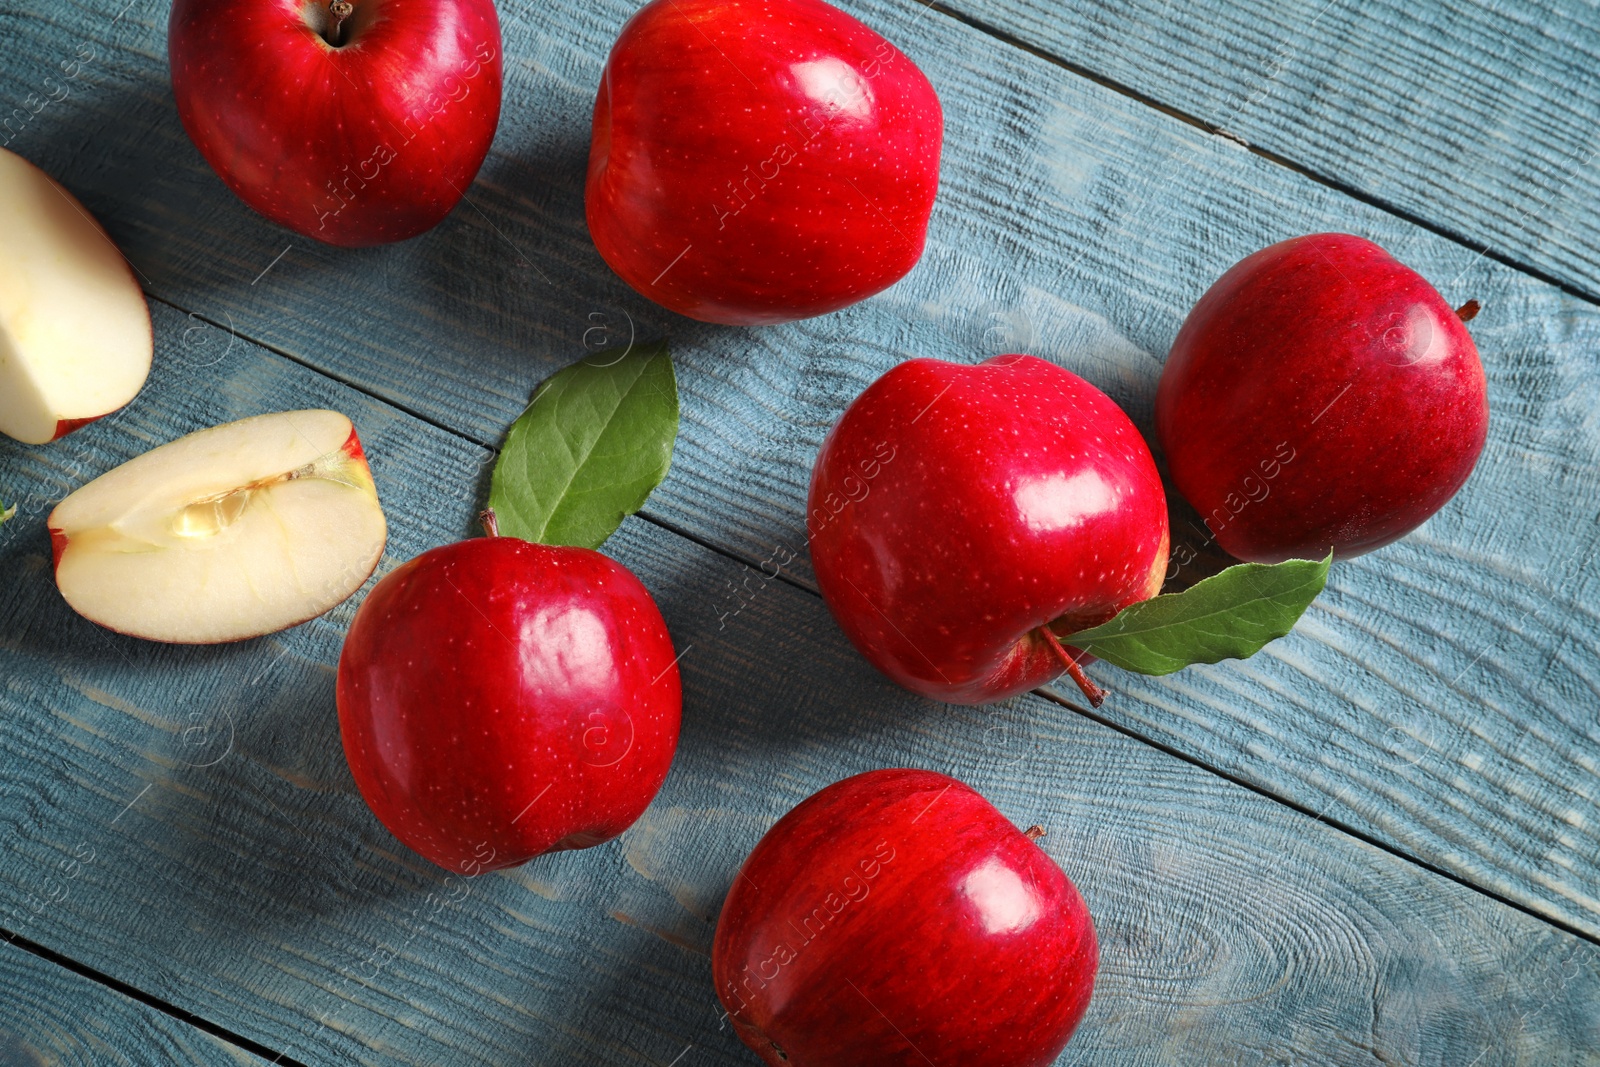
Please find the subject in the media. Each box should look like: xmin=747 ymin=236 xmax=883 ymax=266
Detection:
xmin=49 ymin=410 xmax=387 ymax=644
xmin=0 ymin=146 xmax=152 ymax=444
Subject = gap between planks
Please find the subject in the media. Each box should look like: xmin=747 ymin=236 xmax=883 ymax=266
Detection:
xmin=0 ymin=926 xmax=309 ymax=1066
xmin=145 ymin=294 xmax=1600 ymax=952
xmin=922 ymin=0 xmax=1600 ymax=308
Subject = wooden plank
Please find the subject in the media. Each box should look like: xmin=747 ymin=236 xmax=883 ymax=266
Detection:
xmin=0 ymin=939 xmax=267 ymax=1065
xmin=2 ymin=307 xmax=1599 ymax=1064
xmin=937 ymin=0 xmax=1600 ymax=302
xmin=1 ymin=0 xmax=1596 ymax=938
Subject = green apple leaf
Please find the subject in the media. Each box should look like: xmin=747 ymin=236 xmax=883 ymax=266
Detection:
xmin=1061 ymin=552 xmax=1332 ymax=675
xmin=0 ymin=499 xmax=13 ymax=526
xmin=489 ymin=342 xmax=677 ymax=549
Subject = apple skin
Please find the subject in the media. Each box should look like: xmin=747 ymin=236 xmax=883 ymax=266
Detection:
xmin=336 ymin=535 xmax=681 ymax=873
xmin=169 ymin=0 xmax=502 ymax=246
xmin=808 ymin=355 xmax=1169 ymax=704
xmin=1155 ymin=233 xmax=1489 ymax=563
xmin=585 ymin=0 xmax=943 ymax=325
xmin=712 ymin=768 xmax=1098 ymax=1067
xmin=52 ymin=415 xmax=105 ymax=441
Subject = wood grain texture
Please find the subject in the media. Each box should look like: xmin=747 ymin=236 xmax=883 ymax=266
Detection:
xmin=1 ymin=314 xmax=1599 ymax=1064
xmin=3 ymin=0 xmax=1594 ymax=938
xmin=0 ymin=939 xmax=266 ymax=1065
xmin=942 ymin=0 xmax=1600 ymax=301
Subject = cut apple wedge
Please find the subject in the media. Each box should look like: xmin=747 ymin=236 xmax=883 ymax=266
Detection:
xmin=0 ymin=146 xmax=153 ymax=444
xmin=49 ymin=410 xmax=387 ymax=643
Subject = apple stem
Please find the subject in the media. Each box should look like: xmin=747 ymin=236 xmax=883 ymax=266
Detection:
xmin=479 ymin=508 xmax=500 ymax=538
xmin=325 ymin=0 xmax=353 ymax=45
xmin=1024 ymin=825 xmax=1047 ymax=841
xmin=1037 ymin=627 xmax=1107 ymax=708
xmin=1456 ymin=299 xmax=1481 ymax=323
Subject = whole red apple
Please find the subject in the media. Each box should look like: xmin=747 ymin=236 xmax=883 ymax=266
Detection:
xmin=1156 ymin=233 xmax=1489 ymax=562
xmin=585 ymin=0 xmax=943 ymax=325
xmin=808 ymin=355 xmax=1169 ymax=705
xmin=169 ymin=0 xmax=503 ymax=246
xmin=713 ymin=768 xmax=1098 ymax=1067
xmin=336 ymin=518 xmax=680 ymax=873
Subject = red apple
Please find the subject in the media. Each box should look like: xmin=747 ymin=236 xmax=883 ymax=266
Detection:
xmin=169 ymin=0 xmax=503 ymax=246
xmin=808 ymin=355 xmax=1169 ymax=705
xmin=585 ymin=0 xmax=943 ymax=325
xmin=336 ymin=516 xmax=681 ymax=873
xmin=713 ymin=768 xmax=1098 ymax=1067
xmin=1156 ymin=233 xmax=1489 ymax=562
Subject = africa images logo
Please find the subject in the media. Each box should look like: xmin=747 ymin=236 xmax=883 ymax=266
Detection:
xmin=721 ymin=838 xmax=897 ymax=1015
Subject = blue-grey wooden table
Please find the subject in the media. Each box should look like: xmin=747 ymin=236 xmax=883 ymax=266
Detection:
xmin=2 ymin=0 xmax=1598 ymax=1063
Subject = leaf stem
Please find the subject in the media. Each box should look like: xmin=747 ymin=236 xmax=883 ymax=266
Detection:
xmin=1037 ymin=627 xmax=1106 ymax=707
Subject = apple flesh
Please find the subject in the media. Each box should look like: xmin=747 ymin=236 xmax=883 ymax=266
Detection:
xmin=49 ymin=410 xmax=387 ymax=643
xmin=169 ymin=0 xmax=503 ymax=246
xmin=1156 ymin=233 xmax=1489 ymax=562
xmin=809 ymin=355 xmax=1169 ymax=705
xmin=585 ymin=0 xmax=943 ymax=325
xmin=713 ymin=768 xmax=1098 ymax=1067
xmin=0 ymin=147 xmax=151 ymax=444
xmin=336 ymin=523 xmax=682 ymax=873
